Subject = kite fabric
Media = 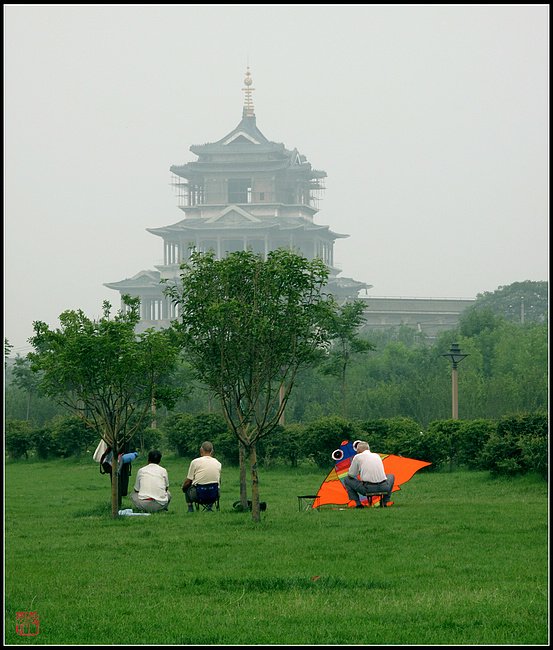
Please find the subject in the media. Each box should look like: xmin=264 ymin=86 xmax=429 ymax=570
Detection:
xmin=313 ymin=439 xmax=431 ymax=508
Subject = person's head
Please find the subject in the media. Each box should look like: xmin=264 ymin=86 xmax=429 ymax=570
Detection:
xmin=148 ymin=449 xmax=162 ymax=464
xmin=356 ymin=441 xmax=370 ymax=454
xmin=200 ymin=441 xmax=213 ymax=456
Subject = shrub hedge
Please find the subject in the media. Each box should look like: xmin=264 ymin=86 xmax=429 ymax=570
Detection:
xmin=5 ymin=411 xmax=548 ymax=480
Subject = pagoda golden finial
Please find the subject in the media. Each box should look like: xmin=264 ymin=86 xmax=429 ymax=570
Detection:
xmin=242 ymin=66 xmax=255 ymax=117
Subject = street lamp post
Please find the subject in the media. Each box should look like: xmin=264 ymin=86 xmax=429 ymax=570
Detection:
xmin=442 ymin=343 xmax=469 ymax=419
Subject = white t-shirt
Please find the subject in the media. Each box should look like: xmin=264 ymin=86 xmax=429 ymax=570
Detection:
xmin=348 ymin=450 xmax=387 ymax=483
xmin=187 ymin=455 xmax=222 ymax=486
xmin=134 ymin=463 xmax=170 ymax=504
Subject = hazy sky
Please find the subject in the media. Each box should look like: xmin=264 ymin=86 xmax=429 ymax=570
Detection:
xmin=4 ymin=4 xmax=549 ymax=356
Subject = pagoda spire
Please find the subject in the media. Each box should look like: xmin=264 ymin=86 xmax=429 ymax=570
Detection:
xmin=242 ymin=66 xmax=255 ymax=118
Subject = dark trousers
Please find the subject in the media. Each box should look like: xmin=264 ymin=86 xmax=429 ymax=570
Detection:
xmin=343 ymin=474 xmax=395 ymax=506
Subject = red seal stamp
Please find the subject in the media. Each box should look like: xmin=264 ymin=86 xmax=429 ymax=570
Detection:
xmin=16 ymin=612 xmax=39 ymax=635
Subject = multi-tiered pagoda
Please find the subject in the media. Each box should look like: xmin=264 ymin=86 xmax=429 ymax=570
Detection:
xmin=105 ymin=68 xmax=368 ymax=328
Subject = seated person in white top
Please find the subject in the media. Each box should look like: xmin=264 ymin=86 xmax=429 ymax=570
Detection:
xmin=130 ymin=450 xmax=172 ymax=513
xmin=182 ymin=441 xmax=222 ymax=512
xmin=343 ymin=441 xmax=395 ymax=507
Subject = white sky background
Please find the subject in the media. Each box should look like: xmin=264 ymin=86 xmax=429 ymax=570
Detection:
xmin=4 ymin=4 xmax=549 ymax=356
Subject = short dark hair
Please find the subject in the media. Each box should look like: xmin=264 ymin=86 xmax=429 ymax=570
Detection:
xmin=148 ymin=449 xmax=162 ymax=464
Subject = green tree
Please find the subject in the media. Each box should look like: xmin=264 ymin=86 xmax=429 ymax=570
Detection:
xmin=28 ymin=296 xmax=182 ymax=518
xmin=12 ymin=354 xmax=42 ymax=421
xmin=319 ymin=300 xmax=375 ymax=418
xmin=472 ymin=280 xmax=548 ymax=323
xmin=5 ymin=338 xmax=13 ymax=364
xmin=459 ymin=305 xmax=502 ymax=339
xmin=165 ymin=248 xmax=335 ymax=522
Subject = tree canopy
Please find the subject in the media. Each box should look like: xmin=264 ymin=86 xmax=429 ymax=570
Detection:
xmin=28 ymin=296 xmax=182 ymax=517
xmin=164 ymin=248 xmax=336 ymax=520
xmin=473 ymin=280 xmax=548 ymax=323
xmin=319 ymin=300 xmax=375 ymax=418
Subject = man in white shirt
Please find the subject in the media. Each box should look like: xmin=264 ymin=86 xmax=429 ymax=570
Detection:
xmin=343 ymin=441 xmax=395 ymax=507
xmin=182 ymin=441 xmax=222 ymax=512
xmin=130 ymin=450 xmax=172 ymax=512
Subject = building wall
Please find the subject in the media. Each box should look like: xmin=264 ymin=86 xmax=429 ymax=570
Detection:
xmin=358 ymin=296 xmax=475 ymax=339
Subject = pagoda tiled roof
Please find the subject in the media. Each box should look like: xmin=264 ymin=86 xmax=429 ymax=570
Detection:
xmin=190 ymin=113 xmax=272 ymax=151
xmin=105 ymin=267 xmax=366 ymax=295
xmin=170 ymin=113 xmax=326 ymax=180
xmin=104 ymin=269 xmax=161 ymax=291
xmin=146 ymin=213 xmax=347 ymax=239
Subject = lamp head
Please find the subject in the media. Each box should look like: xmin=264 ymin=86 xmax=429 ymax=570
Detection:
xmin=442 ymin=343 xmax=469 ymax=368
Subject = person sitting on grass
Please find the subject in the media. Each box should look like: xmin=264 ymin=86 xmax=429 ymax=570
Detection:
xmin=343 ymin=441 xmax=395 ymax=507
xmin=130 ymin=450 xmax=172 ymax=513
xmin=182 ymin=441 xmax=222 ymax=512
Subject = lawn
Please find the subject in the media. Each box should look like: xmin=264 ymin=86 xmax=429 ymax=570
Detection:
xmin=4 ymin=454 xmax=549 ymax=645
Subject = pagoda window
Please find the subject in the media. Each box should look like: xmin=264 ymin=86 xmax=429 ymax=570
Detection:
xmin=165 ymin=242 xmax=180 ymax=265
xmin=275 ymin=183 xmax=295 ymax=204
xmin=298 ymin=183 xmax=310 ymax=206
xmin=321 ymin=242 xmax=333 ymax=265
xmin=186 ymin=183 xmax=204 ymax=206
xmin=228 ymin=179 xmax=252 ymax=204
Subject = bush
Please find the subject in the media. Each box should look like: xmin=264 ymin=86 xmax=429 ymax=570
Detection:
xmin=360 ymin=417 xmax=430 ymax=464
xmin=279 ymin=423 xmax=307 ymax=467
xmin=384 ymin=417 xmax=424 ymax=458
xmin=5 ymin=420 xmax=33 ymax=458
xmin=302 ymin=417 xmax=363 ymax=468
xmin=457 ymin=419 xmax=496 ymax=470
xmin=480 ymin=412 xmax=548 ymax=478
xmin=358 ymin=419 xmax=390 ymax=452
xmin=163 ymin=413 xmax=193 ymax=456
xmin=519 ymin=434 xmax=548 ymax=480
xmin=30 ymin=425 xmax=56 ymax=459
xmin=255 ymin=424 xmax=308 ymax=467
xmin=51 ymin=416 xmax=97 ymax=457
xmin=162 ymin=412 xmax=236 ymax=462
xmin=423 ymin=420 xmax=464 ymax=470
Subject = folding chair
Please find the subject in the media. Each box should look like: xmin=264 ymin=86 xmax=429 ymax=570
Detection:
xmin=194 ymin=483 xmax=220 ymax=511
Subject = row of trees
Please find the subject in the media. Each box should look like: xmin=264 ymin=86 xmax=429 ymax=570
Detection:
xmin=285 ymin=316 xmax=548 ymax=426
xmin=6 ymin=314 xmax=547 ymax=430
xmin=4 ymin=263 xmax=548 ymax=520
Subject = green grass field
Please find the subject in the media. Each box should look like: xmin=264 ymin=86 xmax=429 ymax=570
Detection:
xmin=4 ymin=454 xmax=549 ymax=645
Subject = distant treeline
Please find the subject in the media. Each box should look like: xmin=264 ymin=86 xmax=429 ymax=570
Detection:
xmin=4 ymin=280 xmax=548 ymax=467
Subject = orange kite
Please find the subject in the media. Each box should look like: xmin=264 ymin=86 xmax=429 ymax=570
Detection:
xmin=314 ymin=439 xmax=431 ymax=508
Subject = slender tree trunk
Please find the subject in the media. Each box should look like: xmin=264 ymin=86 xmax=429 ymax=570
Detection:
xmin=151 ymin=398 xmax=157 ymax=429
xmin=342 ymin=362 xmax=347 ymax=419
xmin=239 ymin=440 xmax=248 ymax=509
xmin=249 ymin=442 xmax=261 ymax=523
xmin=111 ymin=440 xmax=120 ymax=519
